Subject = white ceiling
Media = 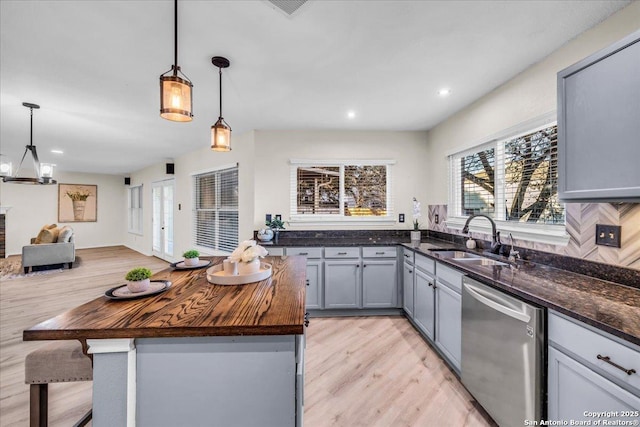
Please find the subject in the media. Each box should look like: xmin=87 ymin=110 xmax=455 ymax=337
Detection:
xmin=0 ymin=0 xmax=631 ymax=175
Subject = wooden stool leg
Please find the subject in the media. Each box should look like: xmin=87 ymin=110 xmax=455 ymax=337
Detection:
xmin=30 ymin=383 xmax=48 ymax=427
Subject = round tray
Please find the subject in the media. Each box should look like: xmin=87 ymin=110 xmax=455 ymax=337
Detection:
xmin=105 ymin=280 xmax=172 ymax=300
xmin=170 ymin=259 xmax=212 ymax=270
xmin=206 ymin=263 xmax=272 ymax=285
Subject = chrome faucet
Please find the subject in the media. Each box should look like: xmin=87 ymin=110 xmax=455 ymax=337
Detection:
xmin=462 ymin=214 xmax=501 ymax=254
xmin=507 ymin=233 xmax=520 ymax=262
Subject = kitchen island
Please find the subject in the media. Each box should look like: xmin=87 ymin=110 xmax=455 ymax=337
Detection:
xmin=23 ymin=255 xmax=307 ymax=427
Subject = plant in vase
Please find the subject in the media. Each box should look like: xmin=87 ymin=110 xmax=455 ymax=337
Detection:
xmin=228 ymin=240 xmax=268 ymax=275
xmin=182 ymin=249 xmax=200 ymax=266
xmin=411 ymin=197 xmax=421 ymax=244
xmin=266 ymin=218 xmax=286 ymax=243
xmin=125 ymin=267 xmax=152 ymax=293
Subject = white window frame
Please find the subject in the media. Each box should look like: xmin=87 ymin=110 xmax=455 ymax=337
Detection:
xmin=191 ymin=163 xmax=239 ymax=255
xmin=289 ymin=159 xmax=396 ymax=226
xmin=127 ymin=184 xmax=143 ymax=235
xmin=447 ymin=113 xmax=570 ymax=246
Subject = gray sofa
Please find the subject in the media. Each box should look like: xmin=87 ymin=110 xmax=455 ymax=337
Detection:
xmin=22 ymin=229 xmax=75 ymax=274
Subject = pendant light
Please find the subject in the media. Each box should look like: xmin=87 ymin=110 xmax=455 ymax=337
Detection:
xmin=1 ymin=103 xmax=57 ymax=185
xmin=211 ymin=56 xmax=232 ymax=152
xmin=159 ymin=0 xmax=193 ymax=122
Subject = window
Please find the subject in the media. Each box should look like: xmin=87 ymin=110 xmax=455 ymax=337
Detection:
xmin=450 ymin=123 xmax=566 ymax=241
xmin=193 ymin=165 xmax=238 ymax=253
xmin=290 ymin=160 xmax=394 ymax=222
xmin=128 ymin=185 xmax=143 ymax=234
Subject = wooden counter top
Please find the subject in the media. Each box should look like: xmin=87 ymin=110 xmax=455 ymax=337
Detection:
xmin=23 ymin=256 xmax=306 ymax=341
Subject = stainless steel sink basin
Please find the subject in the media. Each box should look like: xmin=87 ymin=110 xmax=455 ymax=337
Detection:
xmin=451 ymin=258 xmax=508 ymax=266
xmin=429 ymin=250 xmax=482 ymax=259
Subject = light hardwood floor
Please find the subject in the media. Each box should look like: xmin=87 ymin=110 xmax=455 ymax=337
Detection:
xmin=1 ymin=247 xmax=494 ymax=426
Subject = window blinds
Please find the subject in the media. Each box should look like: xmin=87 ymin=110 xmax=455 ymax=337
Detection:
xmin=451 ymin=124 xmax=564 ymax=225
xmin=193 ymin=166 xmax=238 ymax=253
xmin=500 ymin=125 xmax=564 ymax=224
xmin=291 ymin=162 xmax=392 ymax=218
xmin=128 ymin=185 xmax=143 ymax=234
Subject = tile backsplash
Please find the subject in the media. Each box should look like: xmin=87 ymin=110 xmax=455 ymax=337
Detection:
xmin=428 ymin=203 xmax=640 ymax=271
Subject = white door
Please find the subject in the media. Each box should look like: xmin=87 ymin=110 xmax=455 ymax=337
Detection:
xmin=152 ymin=179 xmax=174 ymax=261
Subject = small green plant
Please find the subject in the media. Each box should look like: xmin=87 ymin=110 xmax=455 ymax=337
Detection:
xmin=182 ymin=249 xmax=200 ymax=259
xmin=266 ymin=218 xmax=286 ymax=230
xmin=125 ymin=267 xmax=152 ymax=281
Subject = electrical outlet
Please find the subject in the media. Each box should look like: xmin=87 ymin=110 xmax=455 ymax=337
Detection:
xmin=399 ymin=214 xmax=405 ymax=223
xmin=265 ymin=214 xmax=272 ymax=223
xmin=595 ymin=224 xmax=621 ymax=248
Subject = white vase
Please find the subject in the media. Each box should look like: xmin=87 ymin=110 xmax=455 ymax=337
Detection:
xmin=410 ymin=230 xmax=421 ymax=241
xmin=127 ymin=278 xmax=150 ymax=293
xmin=238 ymin=258 xmax=261 ymax=275
xmin=184 ymin=257 xmax=199 ymax=266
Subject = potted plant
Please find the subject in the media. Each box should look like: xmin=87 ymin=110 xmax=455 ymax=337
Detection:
xmin=266 ymin=218 xmax=286 ymax=244
xmin=411 ymin=197 xmax=421 ymax=245
xmin=182 ymin=249 xmax=200 ymax=266
xmin=228 ymin=240 xmax=268 ymax=275
xmin=125 ymin=267 xmax=152 ymax=293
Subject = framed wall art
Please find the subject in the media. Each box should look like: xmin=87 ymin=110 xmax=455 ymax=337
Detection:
xmin=58 ymin=184 xmax=98 ymax=222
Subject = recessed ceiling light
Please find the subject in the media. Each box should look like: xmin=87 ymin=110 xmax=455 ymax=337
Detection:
xmin=51 ymin=149 xmax=64 ymax=154
xmin=347 ymin=110 xmax=356 ymax=119
xmin=438 ymin=88 xmax=451 ymax=96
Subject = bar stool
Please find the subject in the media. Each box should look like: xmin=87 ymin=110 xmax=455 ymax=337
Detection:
xmin=25 ymin=340 xmax=93 ymax=427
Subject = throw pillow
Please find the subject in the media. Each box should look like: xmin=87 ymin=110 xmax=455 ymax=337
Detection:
xmin=34 ymin=224 xmax=58 ymax=244
xmin=39 ymin=227 xmax=60 ymax=244
xmin=58 ymin=226 xmax=73 ymax=243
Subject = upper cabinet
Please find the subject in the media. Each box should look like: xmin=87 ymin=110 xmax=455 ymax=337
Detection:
xmin=557 ymin=29 xmax=640 ymax=202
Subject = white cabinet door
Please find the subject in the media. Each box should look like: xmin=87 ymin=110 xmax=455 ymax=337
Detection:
xmin=548 ymin=347 xmax=640 ymax=421
xmin=402 ymin=261 xmax=414 ymax=318
xmin=305 ymin=261 xmax=323 ymax=310
xmin=435 ymin=280 xmax=462 ymax=371
xmin=362 ymin=259 xmax=397 ymax=308
xmin=413 ymin=268 xmax=435 ymax=340
xmin=324 ymin=260 xmax=361 ymax=309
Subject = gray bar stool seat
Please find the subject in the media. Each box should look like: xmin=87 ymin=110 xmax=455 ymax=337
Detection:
xmin=25 ymin=340 xmax=93 ymax=427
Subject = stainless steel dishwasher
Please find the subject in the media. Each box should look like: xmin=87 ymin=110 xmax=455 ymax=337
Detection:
xmin=461 ymin=276 xmax=545 ymax=427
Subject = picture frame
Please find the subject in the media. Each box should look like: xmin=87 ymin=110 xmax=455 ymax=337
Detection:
xmin=58 ymin=183 xmax=98 ymax=223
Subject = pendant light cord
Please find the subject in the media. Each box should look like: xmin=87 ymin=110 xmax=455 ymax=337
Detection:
xmin=219 ymin=67 xmax=223 ymax=118
xmin=173 ymin=0 xmax=178 ymax=75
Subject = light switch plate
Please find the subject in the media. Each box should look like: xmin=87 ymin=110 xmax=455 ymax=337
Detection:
xmin=595 ymin=224 xmax=621 ymax=248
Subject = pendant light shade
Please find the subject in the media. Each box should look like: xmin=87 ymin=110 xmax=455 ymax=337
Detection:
xmin=2 ymin=102 xmax=57 ymax=185
xmin=211 ymin=56 xmax=231 ymax=152
xmin=159 ymin=0 xmax=193 ymax=122
xmin=160 ymin=73 xmax=193 ymax=121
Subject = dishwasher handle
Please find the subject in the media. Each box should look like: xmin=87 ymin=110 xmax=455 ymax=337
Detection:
xmin=464 ymin=283 xmax=531 ymax=323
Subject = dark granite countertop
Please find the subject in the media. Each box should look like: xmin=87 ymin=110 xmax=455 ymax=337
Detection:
xmin=260 ymin=232 xmax=639 ymax=346
xmin=403 ymin=241 xmax=640 ymax=348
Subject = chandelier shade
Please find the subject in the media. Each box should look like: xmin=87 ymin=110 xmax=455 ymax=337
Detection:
xmin=211 ymin=56 xmax=231 ymax=152
xmin=2 ymin=102 xmax=56 ymax=185
xmin=159 ymin=0 xmax=193 ymax=122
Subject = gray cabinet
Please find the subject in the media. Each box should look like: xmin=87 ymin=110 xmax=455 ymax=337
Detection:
xmin=557 ymin=29 xmax=640 ymax=201
xmin=362 ymin=259 xmax=397 ymax=308
xmin=548 ymin=311 xmax=640 ymax=420
xmin=435 ymin=262 xmax=463 ymax=372
xmin=324 ymin=260 xmax=361 ymax=309
xmin=305 ymin=261 xmax=323 ymax=310
xmin=402 ymin=261 xmax=414 ymax=318
xmin=413 ymin=268 xmax=435 ymax=340
xmin=362 ymin=247 xmax=397 ymax=308
xmin=548 ymin=347 xmax=640 ymax=422
xmin=285 ymin=247 xmax=323 ymax=309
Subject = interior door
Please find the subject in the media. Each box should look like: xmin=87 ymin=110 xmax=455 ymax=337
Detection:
xmin=152 ymin=179 xmax=174 ymax=261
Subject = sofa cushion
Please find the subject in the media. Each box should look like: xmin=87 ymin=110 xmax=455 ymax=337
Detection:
xmin=35 ymin=224 xmax=59 ymax=244
xmin=58 ymin=226 xmax=73 ymax=243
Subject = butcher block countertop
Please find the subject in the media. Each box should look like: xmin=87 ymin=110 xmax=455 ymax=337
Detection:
xmin=23 ymin=256 xmax=306 ymax=341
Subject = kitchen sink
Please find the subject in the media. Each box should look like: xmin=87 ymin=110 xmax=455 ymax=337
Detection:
xmin=451 ymin=258 xmax=508 ymax=266
xmin=428 ymin=250 xmax=482 ymax=259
